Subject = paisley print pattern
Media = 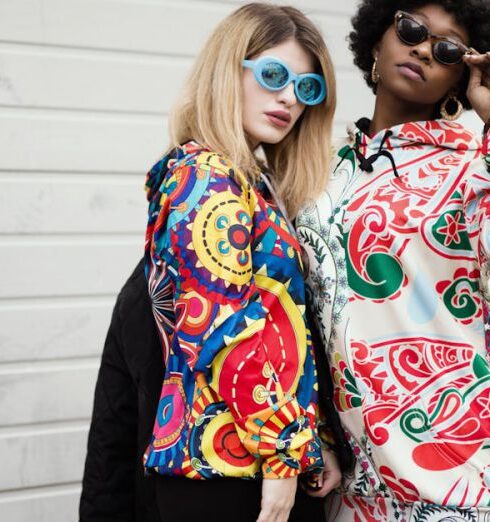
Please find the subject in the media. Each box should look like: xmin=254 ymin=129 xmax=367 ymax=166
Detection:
xmin=144 ymin=141 xmax=322 ymax=480
xmin=297 ymin=121 xmax=490 ymax=520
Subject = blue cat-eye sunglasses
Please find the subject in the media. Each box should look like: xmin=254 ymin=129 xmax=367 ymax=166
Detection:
xmin=242 ymin=56 xmax=327 ymax=106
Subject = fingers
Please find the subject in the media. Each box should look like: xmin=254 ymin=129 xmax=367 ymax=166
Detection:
xmin=466 ymin=60 xmax=483 ymax=90
xmin=321 ymin=466 xmax=342 ymax=493
xmin=305 ymin=482 xmax=333 ymax=498
xmin=305 ymin=467 xmax=341 ymax=498
xmin=464 ymin=51 xmax=490 ymax=78
xmin=463 ymin=50 xmax=490 ymax=66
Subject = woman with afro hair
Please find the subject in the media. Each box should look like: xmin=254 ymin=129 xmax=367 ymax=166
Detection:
xmin=296 ymin=0 xmax=490 ymax=520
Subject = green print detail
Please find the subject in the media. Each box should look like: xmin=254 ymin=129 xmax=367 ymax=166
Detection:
xmin=352 ymin=435 xmax=377 ymax=497
xmin=432 ymin=210 xmax=471 ymax=251
xmin=441 ymin=277 xmax=479 ymax=319
xmin=473 ymin=354 xmax=490 ymax=379
xmin=301 ymin=230 xmax=326 ymax=266
xmin=345 ymin=234 xmax=404 ymax=300
xmin=344 ymin=368 xmax=362 ymax=408
xmin=400 ymin=408 xmax=431 ymax=442
xmin=412 ymin=503 xmax=477 ymax=522
xmin=335 ymin=145 xmax=356 ymax=172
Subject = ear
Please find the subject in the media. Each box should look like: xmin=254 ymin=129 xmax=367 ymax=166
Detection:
xmin=372 ymin=42 xmax=381 ymax=61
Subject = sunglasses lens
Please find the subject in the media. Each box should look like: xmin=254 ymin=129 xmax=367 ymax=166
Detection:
xmin=261 ymin=61 xmax=289 ymax=89
xmin=297 ymin=77 xmax=323 ymax=104
xmin=434 ymin=40 xmax=463 ymax=64
xmin=397 ymin=15 xmax=427 ymax=45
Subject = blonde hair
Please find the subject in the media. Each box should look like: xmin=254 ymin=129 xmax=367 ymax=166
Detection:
xmin=169 ymin=3 xmax=336 ymax=217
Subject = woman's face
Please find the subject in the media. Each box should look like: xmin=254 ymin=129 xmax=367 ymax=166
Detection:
xmin=242 ymin=38 xmax=315 ymax=149
xmin=375 ymin=4 xmax=469 ymax=106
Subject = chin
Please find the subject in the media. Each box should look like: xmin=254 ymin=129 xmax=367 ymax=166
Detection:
xmin=257 ymin=128 xmax=289 ymax=145
xmin=261 ymin=135 xmax=287 ymax=145
xmin=386 ymin=81 xmax=436 ymax=106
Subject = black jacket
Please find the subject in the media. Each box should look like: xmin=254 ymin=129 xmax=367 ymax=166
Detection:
xmin=79 ymin=259 xmax=352 ymax=521
xmin=79 ymin=259 xmax=163 ymax=522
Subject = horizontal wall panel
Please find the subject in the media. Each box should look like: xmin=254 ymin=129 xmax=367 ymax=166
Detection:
xmin=213 ymin=0 xmax=359 ymax=14
xmin=0 ymin=45 xmax=191 ymax=113
xmin=0 ymin=360 xmax=98 ymax=426
xmin=314 ymin=13 xmax=353 ymax=70
xmin=0 ymin=485 xmax=80 ymax=522
xmin=333 ymin=122 xmax=349 ymax=140
xmin=0 ymin=298 xmax=115 ymax=362
xmin=336 ymin=70 xmax=375 ymax=126
xmin=0 ymin=174 xmax=147 ymax=234
xmin=0 ymin=110 xmax=167 ymax=172
xmin=0 ymin=105 xmax=366 ymax=176
xmin=0 ymin=422 xmax=88 ymax=490
xmin=0 ymin=43 xmax=359 ymax=114
xmin=0 ymin=1 xmax=357 ymax=58
xmin=0 ymin=0 xmax=233 ymax=56
xmin=0 ymin=239 xmax=142 ymax=298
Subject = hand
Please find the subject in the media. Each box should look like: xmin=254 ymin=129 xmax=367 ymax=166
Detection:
xmin=256 ymin=476 xmax=297 ymax=522
xmin=463 ymin=51 xmax=490 ymax=124
xmin=305 ymin=448 xmax=342 ymax=498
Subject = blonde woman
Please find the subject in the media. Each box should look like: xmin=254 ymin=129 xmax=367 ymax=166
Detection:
xmin=142 ymin=3 xmax=338 ymax=522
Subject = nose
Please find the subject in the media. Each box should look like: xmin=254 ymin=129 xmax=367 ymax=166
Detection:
xmin=276 ymin=81 xmax=297 ymax=107
xmin=410 ymin=39 xmax=432 ymax=64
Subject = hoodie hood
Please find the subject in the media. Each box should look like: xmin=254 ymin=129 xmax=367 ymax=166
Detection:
xmin=338 ymin=118 xmax=483 ymax=179
xmin=349 ymin=117 xmax=482 ymax=153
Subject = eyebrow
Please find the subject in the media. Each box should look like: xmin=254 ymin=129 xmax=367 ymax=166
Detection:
xmin=411 ymin=11 xmax=467 ymax=42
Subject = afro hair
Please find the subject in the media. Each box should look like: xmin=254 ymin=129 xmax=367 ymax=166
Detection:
xmin=349 ymin=0 xmax=490 ymax=111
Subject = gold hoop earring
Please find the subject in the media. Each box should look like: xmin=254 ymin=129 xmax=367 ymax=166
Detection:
xmin=371 ymin=58 xmax=380 ymax=84
xmin=440 ymin=94 xmax=463 ymax=121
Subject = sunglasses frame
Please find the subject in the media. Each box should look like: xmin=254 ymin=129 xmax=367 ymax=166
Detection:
xmin=394 ymin=10 xmax=471 ymax=65
xmin=242 ymin=56 xmax=327 ymax=106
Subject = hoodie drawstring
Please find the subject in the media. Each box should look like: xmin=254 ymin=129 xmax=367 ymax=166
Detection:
xmin=336 ymin=129 xmax=400 ymax=178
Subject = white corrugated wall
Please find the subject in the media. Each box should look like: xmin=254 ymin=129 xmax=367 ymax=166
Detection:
xmin=0 ymin=0 xmax=481 ymax=520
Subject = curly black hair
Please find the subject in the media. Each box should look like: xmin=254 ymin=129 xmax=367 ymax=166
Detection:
xmin=349 ymin=0 xmax=490 ymax=111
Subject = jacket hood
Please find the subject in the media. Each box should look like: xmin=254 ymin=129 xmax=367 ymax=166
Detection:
xmin=349 ymin=117 xmax=482 ymax=153
xmin=145 ymin=140 xmax=203 ymax=201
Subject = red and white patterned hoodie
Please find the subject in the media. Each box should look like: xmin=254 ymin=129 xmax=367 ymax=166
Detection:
xmin=297 ymin=119 xmax=490 ymax=521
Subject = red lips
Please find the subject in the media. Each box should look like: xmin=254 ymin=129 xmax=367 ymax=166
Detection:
xmin=265 ymin=110 xmax=292 ymax=123
xmin=398 ymin=61 xmax=426 ymax=81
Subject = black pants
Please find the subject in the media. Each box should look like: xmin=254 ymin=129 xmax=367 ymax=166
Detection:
xmin=155 ymin=475 xmax=326 ymax=522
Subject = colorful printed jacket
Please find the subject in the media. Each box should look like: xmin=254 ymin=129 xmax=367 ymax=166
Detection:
xmin=297 ymin=120 xmax=490 ymax=521
xmin=143 ymin=141 xmax=323 ymax=480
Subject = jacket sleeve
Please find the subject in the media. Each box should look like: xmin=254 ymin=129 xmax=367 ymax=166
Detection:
xmin=147 ymin=155 xmax=321 ymax=479
xmin=79 ymin=260 xmax=161 ymax=522
xmin=79 ymin=290 xmax=138 ymax=522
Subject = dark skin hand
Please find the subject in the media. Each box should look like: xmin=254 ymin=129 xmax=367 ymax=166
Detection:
xmin=304 ymin=448 xmax=342 ymax=498
xmin=464 ymin=51 xmax=490 ymax=124
xmin=369 ymin=4 xmax=490 ymax=136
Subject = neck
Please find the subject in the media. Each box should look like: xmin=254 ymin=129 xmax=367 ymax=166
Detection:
xmin=369 ymin=85 xmax=435 ymax=136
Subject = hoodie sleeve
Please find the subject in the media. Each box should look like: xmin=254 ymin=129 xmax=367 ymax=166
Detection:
xmin=145 ymin=151 xmax=322 ymax=479
xmin=484 ymin=125 xmax=490 ymax=173
xmin=462 ymin=148 xmax=490 ymax=349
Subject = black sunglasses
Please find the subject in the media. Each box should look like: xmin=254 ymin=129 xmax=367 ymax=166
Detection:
xmin=394 ymin=11 xmax=471 ymax=65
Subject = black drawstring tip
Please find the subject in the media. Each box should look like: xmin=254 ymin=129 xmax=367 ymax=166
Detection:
xmin=359 ymin=159 xmax=374 ymax=173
